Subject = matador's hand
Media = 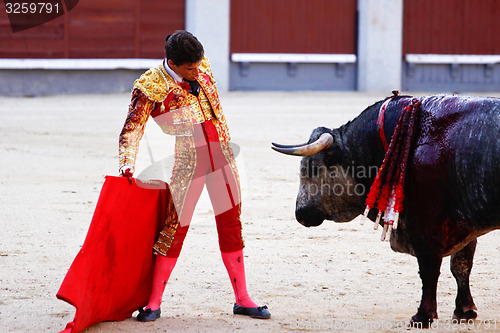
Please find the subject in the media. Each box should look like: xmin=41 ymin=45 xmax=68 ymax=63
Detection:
xmin=119 ymin=166 xmax=135 ymax=185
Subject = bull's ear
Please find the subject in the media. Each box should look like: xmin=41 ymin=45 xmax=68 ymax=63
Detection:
xmin=308 ymin=127 xmax=332 ymax=143
xmin=322 ymin=131 xmax=343 ymax=161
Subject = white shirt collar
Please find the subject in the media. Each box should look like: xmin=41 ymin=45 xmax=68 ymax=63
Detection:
xmin=163 ymin=59 xmax=183 ymax=83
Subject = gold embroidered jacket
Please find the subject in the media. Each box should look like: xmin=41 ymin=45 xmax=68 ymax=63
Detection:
xmin=119 ymin=57 xmax=240 ymax=255
xmin=119 ymin=57 xmax=232 ymax=171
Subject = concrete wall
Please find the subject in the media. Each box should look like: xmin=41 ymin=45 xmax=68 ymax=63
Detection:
xmin=357 ymin=0 xmax=403 ymax=92
xmin=403 ymin=63 xmax=500 ymax=92
xmin=185 ymin=0 xmax=230 ymax=92
xmin=0 ymin=69 xmax=143 ymax=97
xmin=229 ymin=62 xmax=357 ymax=91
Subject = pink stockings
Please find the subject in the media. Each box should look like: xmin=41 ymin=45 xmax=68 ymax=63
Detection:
xmin=221 ymin=250 xmax=258 ymax=308
xmin=145 ymin=255 xmax=177 ymax=311
xmin=145 ymin=249 xmax=257 ymax=311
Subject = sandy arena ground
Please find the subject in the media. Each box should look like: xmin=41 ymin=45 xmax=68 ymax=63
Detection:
xmin=1 ymin=91 xmax=500 ymax=333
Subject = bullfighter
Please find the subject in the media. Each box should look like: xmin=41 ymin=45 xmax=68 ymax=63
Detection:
xmin=119 ymin=30 xmax=270 ymax=322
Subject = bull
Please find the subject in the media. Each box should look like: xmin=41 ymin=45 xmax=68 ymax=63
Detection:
xmin=272 ymin=94 xmax=500 ymax=327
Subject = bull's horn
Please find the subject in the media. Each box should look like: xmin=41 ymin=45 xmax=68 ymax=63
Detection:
xmin=271 ymin=133 xmax=334 ymax=156
xmin=271 ymin=142 xmax=308 ymax=148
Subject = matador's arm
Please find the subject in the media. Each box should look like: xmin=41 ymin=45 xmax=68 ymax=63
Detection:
xmin=118 ymin=89 xmax=157 ymax=174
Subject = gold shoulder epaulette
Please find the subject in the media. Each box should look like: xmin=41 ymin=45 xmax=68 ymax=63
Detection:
xmin=133 ymin=66 xmax=169 ymax=102
xmin=199 ymin=57 xmax=216 ymax=83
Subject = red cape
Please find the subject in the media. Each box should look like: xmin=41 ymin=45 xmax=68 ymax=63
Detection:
xmin=56 ymin=176 xmax=170 ymax=333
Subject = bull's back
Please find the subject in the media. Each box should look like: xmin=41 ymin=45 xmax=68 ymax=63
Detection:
xmin=415 ymin=95 xmax=500 ymax=228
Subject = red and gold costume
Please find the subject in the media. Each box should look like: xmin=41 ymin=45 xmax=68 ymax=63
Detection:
xmin=119 ymin=58 xmax=244 ymax=257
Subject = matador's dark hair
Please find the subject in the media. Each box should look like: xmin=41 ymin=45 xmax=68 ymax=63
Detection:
xmin=164 ymin=30 xmax=204 ymax=66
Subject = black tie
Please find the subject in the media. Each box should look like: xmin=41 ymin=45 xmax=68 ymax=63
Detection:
xmin=184 ymin=79 xmax=200 ymax=97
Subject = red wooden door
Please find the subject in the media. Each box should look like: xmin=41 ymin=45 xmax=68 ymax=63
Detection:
xmin=230 ymin=0 xmax=357 ymax=54
xmin=0 ymin=0 xmax=185 ymax=58
xmin=403 ymin=0 xmax=500 ymax=55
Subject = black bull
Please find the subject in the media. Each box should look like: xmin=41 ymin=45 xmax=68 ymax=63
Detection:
xmin=272 ymin=95 xmax=500 ymax=327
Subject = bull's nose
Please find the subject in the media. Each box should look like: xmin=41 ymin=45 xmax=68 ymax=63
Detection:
xmin=296 ymin=206 xmax=325 ymax=227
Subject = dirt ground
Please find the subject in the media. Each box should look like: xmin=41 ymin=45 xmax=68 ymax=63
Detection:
xmin=1 ymin=91 xmax=500 ymax=333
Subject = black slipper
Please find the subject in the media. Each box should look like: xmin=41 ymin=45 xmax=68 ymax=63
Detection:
xmin=233 ymin=303 xmax=271 ymax=319
xmin=137 ymin=307 xmax=161 ymax=322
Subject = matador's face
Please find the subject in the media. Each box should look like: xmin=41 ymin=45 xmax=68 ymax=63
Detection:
xmin=168 ymin=59 xmax=202 ymax=81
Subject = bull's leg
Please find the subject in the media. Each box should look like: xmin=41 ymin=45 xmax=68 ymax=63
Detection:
xmin=450 ymin=239 xmax=477 ymax=321
xmin=411 ymin=253 xmax=442 ymax=328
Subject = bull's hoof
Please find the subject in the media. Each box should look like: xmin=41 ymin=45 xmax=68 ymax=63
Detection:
xmin=410 ymin=313 xmax=436 ymax=329
xmin=452 ymin=309 xmax=477 ymax=321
